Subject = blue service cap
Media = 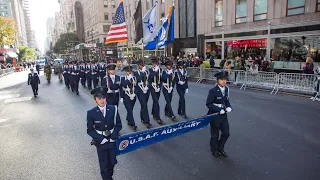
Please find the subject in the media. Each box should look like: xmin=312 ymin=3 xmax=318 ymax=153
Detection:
xmin=177 ymin=60 xmax=184 ymax=66
xmin=122 ymin=65 xmax=133 ymax=72
xmin=107 ymin=64 xmax=117 ymax=70
xmin=136 ymin=60 xmax=144 ymax=66
xmin=91 ymin=87 xmax=107 ymax=98
xmin=214 ymin=71 xmax=228 ymax=80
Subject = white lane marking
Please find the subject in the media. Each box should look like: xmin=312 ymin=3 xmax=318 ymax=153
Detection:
xmin=0 ymin=94 xmax=20 ymax=100
xmin=4 ymin=96 xmax=32 ymax=103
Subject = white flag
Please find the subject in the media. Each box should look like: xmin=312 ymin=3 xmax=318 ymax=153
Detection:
xmin=142 ymin=1 xmax=158 ymax=43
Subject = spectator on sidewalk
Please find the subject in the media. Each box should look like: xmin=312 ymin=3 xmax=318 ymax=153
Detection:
xmin=268 ymin=58 xmax=275 ymax=72
xmin=260 ymin=58 xmax=269 ymax=71
xmin=234 ymin=56 xmax=242 ymax=70
xmin=303 ymin=57 xmax=314 ymax=74
xmin=224 ymin=60 xmax=232 ymax=75
xmin=210 ymin=56 xmax=215 ymax=68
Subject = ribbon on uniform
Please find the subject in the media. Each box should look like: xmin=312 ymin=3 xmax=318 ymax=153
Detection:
xmin=116 ymin=114 xmax=216 ymax=156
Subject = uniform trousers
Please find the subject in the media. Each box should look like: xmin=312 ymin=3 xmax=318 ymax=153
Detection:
xmin=210 ymin=114 xmax=230 ymax=153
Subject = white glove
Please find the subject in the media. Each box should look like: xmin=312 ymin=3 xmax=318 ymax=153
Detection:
xmin=169 ymin=87 xmax=173 ymax=91
xmin=155 ymin=88 xmax=160 ymax=93
xmin=178 ymin=81 xmax=185 ymax=85
xmin=142 ymin=66 xmax=146 ymax=72
xmin=185 ymin=88 xmax=189 ymax=93
xmin=167 ymin=69 xmax=172 ymax=74
xmin=127 ymin=74 xmax=133 ymax=80
xmin=100 ymin=138 xmax=108 ymax=144
xmin=144 ymin=86 xmax=149 ymax=91
xmin=154 ymin=66 xmax=159 ymax=72
xmin=226 ymin=107 xmax=232 ymax=112
xmin=220 ymin=109 xmax=225 ymax=115
xmin=120 ymin=98 xmax=124 ymax=103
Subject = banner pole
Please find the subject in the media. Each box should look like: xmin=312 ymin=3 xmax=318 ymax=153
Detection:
xmin=142 ymin=39 xmax=145 ymax=64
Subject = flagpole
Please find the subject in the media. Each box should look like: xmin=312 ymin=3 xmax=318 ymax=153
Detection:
xmin=142 ymin=39 xmax=145 ymax=64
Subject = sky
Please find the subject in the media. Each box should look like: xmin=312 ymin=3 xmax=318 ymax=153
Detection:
xmin=28 ymin=0 xmax=60 ymax=54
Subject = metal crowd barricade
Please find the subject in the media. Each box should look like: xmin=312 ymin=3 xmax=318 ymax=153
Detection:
xmin=275 ymin=73 xmax=316 ymax=95
xmin=0 ymin=69 xmax=4 ymax=77
xmin=229 ymin=70 xmax=246 ymax=86
xmin=241 ymin=71 xmax=278 ymax=93
xmin=197 ymin=68 xmax=220 ymax=83
xmin=186 ymin=67 xmax=201 ymax=82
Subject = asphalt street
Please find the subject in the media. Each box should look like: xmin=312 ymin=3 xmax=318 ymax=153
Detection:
xmin=0 ymin=70 xmax=319 ymax=180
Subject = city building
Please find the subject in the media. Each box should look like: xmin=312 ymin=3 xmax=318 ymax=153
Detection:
xmin=58 ymin=0 xmax=75 ymax=34
xmin=200 ymin=0 xmax=320 ymax=64
xmin=0 ymin=0 xmax=12 ymax=17
xmin=11 ymin=0 xmax=28 ymax=47
xmin=44 ymin=17 xmax=55 ymax=53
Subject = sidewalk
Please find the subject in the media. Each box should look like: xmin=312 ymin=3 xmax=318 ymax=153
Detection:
xmin=0 ymin=71 xmax=30 ymax=90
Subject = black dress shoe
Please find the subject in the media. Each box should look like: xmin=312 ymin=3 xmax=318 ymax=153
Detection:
xmin=171 ymin=116 xmax=177 ymax=121
xmin=181 ymin=114 xmax=188 ymax=119
xmin=144 ymin=122 xmax=152 ymax=129
xmin=212 ymin=152 xmax=221 ymax=158
xmin=157 ymin=119 xmax=164 ymax=125
xmin=219 ymin=150 xmax=228 ymax=157
xmin=133 ymin=125 xmax=137 ymax=131
xmin=76 ymin=92 xmax=79 ymax=95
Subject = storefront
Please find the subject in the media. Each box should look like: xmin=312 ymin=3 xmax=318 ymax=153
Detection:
xmin=117 ymin=44 xmax=165 ymax=61
xmin=204 ymin=21 xmax=320 ymax=64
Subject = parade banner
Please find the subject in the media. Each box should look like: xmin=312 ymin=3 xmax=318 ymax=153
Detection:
xmin=116 ymin=114 xmax=216 ymax=156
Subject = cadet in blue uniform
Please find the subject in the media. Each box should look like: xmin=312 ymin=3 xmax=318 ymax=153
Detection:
xmin=69 ymin=61 xmax=75 ymax=91
xmin=86 ymin=61 xmax=93 ymax=90
xmin=134 ymin=60 xmax=152 ymax=128
xmin=102 ymin=64 xmax=120 ymax=106
xmin=148 ymin=57 xmax=164 ymax=124
xmin=71 ymin=62 xmax=80 ymax=95
xmin=99 ymin=61 xmax=107 ymax=86
xmin=79 ymin=61 xmax=86 ymax=87
xmin=87 ymin=87 xmax=122 ymax=180
xmin=27 ymin=68 xmax=40 ymax=97
xmin=62 ymin=61 xmax=70 ymax=89
xmin=92 ymin=61 xmax=100 ymax=88
xmin=175 ymin=60 xmax=189 ymax=118
xmin=161 ymin=59 xmax=176 ymax=121
xmin=206 ymin=71 xmax=232 ymax=158
xmin=120 ymin=66 xmax=138 ymax=131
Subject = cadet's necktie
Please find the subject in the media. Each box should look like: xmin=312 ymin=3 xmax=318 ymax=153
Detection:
xmin=101 ymin=108 xmax=105 ymax=117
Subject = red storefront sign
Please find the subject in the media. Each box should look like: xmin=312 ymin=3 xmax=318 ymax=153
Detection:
xmin=228 ymin=39 xmax=267 ymax=48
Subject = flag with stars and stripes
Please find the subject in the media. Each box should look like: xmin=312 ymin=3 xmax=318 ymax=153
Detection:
xmin=105 ymin=0 xmax=128 ymax=44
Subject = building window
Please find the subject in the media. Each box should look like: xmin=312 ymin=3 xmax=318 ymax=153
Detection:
xmin=286 ymin=0 xmax=305 ymax=16
xmin=236 ymin=0 xmax=247 ymax=24
xmin=179 ymin=0 xmax=195 ymax=38
xmin=104 ymin=0 xmax=108 ymax=8
xmin=147 ymin=0 xmax=151 ymax=9
xmin=111 ymin=13 xmax=115 ymax=21
xmin=254 ymin=0 xmax=267 ymax=21
xmin=103 ymin=25 xmax=111 ymax=33
xmin=104 ymin=13 xmax=109 ymax=20
xmin=316 ymin=0 xmax=320 ymax=12
xmin=111 ymin=0 xmax=116 ymax=8
xmin=215 ymin=0 xmax=223 ymax=27
xmin=87 ymin=31 xmax=90 ymax=37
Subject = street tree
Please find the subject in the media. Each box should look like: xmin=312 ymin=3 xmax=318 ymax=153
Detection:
xmin=53 ymin=33 xmax=79 ymax=54
xmin=0 ymin=16 xmax=17 ymax=47
xmin=18 ymin=46 xmax=36 ymax=61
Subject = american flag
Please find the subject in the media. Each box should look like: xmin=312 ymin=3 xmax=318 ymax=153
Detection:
xmin=105 ymin=0 xmax=128 ymax=44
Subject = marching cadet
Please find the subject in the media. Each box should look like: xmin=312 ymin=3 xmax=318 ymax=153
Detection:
xmin=133 ymin=60 xmax=152 ymax=129
xmin=102 ymin=64 xmax=121 ymax=106
xmin=206 ymin=71 xmax=232 ymax=158
xmin=68 ymin=61 xmax=75 ymax=91
xmin=27 ymin=68 xmax=40 ymax=97
xmin=86 ymin=61 xmax=93 ymax=90
xmin=120 ymin=66 xmax=138 ymax=131
xmin=87 ymin=86 xmax=122 ymax=180
xmin=99 ymin=61 xmax=107 ymax=86
xmin=62 ymin=61 xmax=70 ymax=89
xmin=92 ymin=61 xmax=100 ymax=88
xmin=79 ymin=61 xmax=87 ymax=87
xmin=161 ymin=59 xmax=176 ymax=121
xmin=175 ymin=60 xmax=189 ymax=119
xmin=148 ymin=57 xmax=164 ymax=125
xmin=71 ymin=62 xmax=80 ymax=95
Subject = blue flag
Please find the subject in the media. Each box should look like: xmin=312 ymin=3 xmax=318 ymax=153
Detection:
xmin=116 ymin=113 xmax=215 ymax=156
xmin=145 ymin=6 xmax=175 ymax=50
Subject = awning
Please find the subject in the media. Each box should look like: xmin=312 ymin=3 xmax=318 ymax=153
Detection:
xmin=6 ymin=52 xmax=18 ymax=58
